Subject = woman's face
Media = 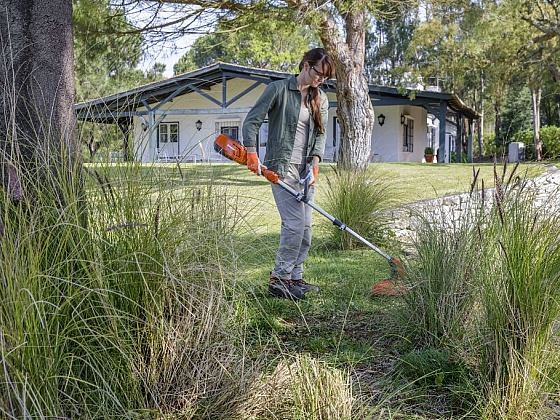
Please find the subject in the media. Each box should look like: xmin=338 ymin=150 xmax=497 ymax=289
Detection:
xmin=306 ymin=61 xmax=327 ymax=87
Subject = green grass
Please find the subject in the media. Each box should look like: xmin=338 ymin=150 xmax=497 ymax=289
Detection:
xmin=3 ymin=157 xmax=557 ymax=419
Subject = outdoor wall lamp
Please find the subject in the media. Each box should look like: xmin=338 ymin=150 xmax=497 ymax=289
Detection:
xmin=377 ymin=114 xmax=386 ymax=126
xmin=401 ymin=114 xmax=405 ymax=125
xmin=139 ymin=115 xmax=149 ymax=131
xmin=195 ymin=120 xmax=202 ymax=131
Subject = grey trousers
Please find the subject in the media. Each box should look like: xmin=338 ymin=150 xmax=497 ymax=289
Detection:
xmin=271 ymin=163 xmax=314 ymax=280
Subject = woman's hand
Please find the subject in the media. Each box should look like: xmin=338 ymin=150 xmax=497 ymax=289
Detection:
xmin=247 ymin=152 xmax=263 ymax=175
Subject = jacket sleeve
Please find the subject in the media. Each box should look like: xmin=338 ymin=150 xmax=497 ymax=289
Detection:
xmin=309 ymin=91 xmax=329 ymax=160
xmin=242 ymin=83 xmax=277 ymax=148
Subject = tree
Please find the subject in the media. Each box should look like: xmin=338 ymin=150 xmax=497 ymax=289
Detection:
xmin=497 ymin=86 xmax=533 ymax=147
xmin=73 ymin=0 xmax=162 ymax=101
xmin=114 ymin=0 xmax=408 ymax=171
xmin=73 ymin=0 xmax=167 ymax=160
xmin=174 ymin=14 xmax=317 ymax=75
xmin=365 ymin=5 xmax=418 ymax=86
xmin=516 ymin=0 xmax=560 ymax=160
xmin=403 ymin=0 xmax=541 ymax=159
xmin=0 ymin=0 xmax=79 ymax=207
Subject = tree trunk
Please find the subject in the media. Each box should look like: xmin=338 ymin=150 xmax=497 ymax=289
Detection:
xmin=319 ymin=9 xmax=374 ymax=172
xmin=477 ymin=70 xmax=484 ymax=158
xmin=0 ymin=0 xmax=78 ymax=203
xmin=335 ymin=68 xmax=375 ymax=171
xmin=531 ymin=87 xmax=542 ymax=161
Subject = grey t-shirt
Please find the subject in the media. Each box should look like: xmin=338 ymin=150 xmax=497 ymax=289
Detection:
xmin=290 ymin=105 xmax=310 ymax=164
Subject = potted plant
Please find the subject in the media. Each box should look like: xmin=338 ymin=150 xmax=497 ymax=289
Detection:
xmin=424 ymin=146 xmax=435 ymax=163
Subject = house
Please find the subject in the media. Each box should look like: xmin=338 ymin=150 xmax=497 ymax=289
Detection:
xmin=75 ymin=62 xmax=479 ymax=164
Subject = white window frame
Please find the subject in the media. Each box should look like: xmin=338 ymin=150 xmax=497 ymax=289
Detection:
xmin=158 ymin=122 xmax=179 ymax=144
xmin=215 ymin=121 xmax=240 ymax=141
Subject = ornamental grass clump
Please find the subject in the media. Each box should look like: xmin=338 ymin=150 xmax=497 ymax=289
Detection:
xmin=320 ymin=165 xmax=399 ymax=250
xmin=0 ymin=141 xmax=262 ymax=418
xmin=235 ymin=354 xmax=353 ymax=420
xmin=474 ymin=163 xmax=560 ymax=420
xmin=397 ymin=167 xmax=487 ymax=349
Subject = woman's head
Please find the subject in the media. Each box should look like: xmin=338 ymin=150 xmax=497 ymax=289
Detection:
xmin=298 ymin=48 xmax=335 ymax=134
xmin=299 ymin=48 xmax=335 ymax=82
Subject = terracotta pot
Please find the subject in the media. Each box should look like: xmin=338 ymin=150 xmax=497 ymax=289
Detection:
xmin=424 ymin=154 xmax=434 ymax=163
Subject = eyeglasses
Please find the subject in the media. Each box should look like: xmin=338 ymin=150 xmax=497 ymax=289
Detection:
xmin=310 ymin=65 xmax=327 ymax=80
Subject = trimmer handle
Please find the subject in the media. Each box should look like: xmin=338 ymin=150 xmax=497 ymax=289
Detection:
xmin=261 ymin=168 xmax=279 ymax=184
xmin=214 ymin=133 xmax=279 ymax=183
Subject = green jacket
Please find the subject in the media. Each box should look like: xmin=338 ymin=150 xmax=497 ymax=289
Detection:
xmin=242 ymin=75 xmax=329 ymax=178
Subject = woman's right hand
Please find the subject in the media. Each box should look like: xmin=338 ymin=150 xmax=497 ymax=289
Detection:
xmin=247 ymin=152 xmax=263 ymax=175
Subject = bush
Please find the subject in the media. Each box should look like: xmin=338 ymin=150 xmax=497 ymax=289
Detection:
xmin=319 ymin=165 xmax=399 ymax=250
xmin=512 ymin=125 xmax=560 ymax=160
xmin=473 ymin=133 xmax=498 ymax=158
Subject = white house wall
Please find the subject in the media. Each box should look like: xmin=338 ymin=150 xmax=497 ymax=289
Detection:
xmin=133 ymin=77 xmax=265 ymax=163
xmin=132 ymin=78 xmax=432 ymax=164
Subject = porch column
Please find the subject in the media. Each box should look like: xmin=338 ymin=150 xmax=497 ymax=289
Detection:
xmin=438 ymin=101 xmax=447 ymax=163
xmin=456 ymin=112 xmax=463 ymax=163
xmin=467 ymin=117 xmax=474 ymax=163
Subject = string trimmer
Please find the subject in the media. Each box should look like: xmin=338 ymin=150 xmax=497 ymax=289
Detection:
xmin=213 ymin=134 xmax=406 ymax=295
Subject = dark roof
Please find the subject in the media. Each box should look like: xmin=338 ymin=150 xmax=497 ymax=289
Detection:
xmin=75 ymin=62 xmax=480 ymax=122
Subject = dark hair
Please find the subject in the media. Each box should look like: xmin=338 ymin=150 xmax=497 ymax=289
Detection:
xmin=298 ymin=48 xmax=335 ymax=134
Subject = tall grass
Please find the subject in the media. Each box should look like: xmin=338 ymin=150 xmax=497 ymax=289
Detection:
xmin=319 ymin=165 xmax=400 ymax=250
xmin=397 ymin=197 xmax=482 ymax=349
xmin=397 ymin=162 xmax=560 ymax=419
xmin=475 ymin=166 xmax=560 ymax=419
xmin=0 ymin=140 xmax=265 ymax=418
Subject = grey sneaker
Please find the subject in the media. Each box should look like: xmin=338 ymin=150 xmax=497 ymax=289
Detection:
xmin=268 ymin=276 xmax=305 ymax=301
xmin=292 ymin=279 xmax=320 ymax=294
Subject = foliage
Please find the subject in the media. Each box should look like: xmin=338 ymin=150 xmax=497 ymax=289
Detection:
xmin=365 ymin=3 xmax=418 ymax=86
xmin=473 ymin=132 xmax=499 ymax=158
xmin=397 ymin=348 xmax=469 ymax=390
xmin=174 ymin=13 xmax=317 ymax=74
xmin=319 ymin=165 xmax=400 ymax=251
xmin=497 ymin=86 xmax=533 ymax=147
xmin=0 ymin=154 xmax=264 ymax=417
xmin=73 ymin=0 xmax=169 ymax=160
xmin=397 ymin=189 xmax=481 ymax=349
xmin=424 ymin=146 xmax=434 ymax=155
xmin=474 ymin=166 xmax=560 ymax=419
xmin=73 ymin=0 xmax=154 ymax=102
xmin=515 ymin=125 xmax=560 ymax=160
xmin=396 ymin=161 xmax=560 ymax=419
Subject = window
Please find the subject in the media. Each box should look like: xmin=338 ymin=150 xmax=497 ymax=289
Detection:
xmin=402 ymin=118 xmax=414 ymax=152
xmin=216 ymin=120 xmax=240 ymax=141
xmin=220 ymin=126 xmax=239 ymax=141
xmin=427 ymin=125 xmax=435 ymax=150
xmin=158 ymin=122 xmax=179 ymax=145
xmin=258 ymin=121 xmax=269 ymax=148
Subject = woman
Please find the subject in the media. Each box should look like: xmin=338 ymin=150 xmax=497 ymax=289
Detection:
xmin=242 ymin=48 xmax=335 ymax=301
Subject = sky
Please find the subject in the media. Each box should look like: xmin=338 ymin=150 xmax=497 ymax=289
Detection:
xmin=140 ymin=34 xmax=197 ymax=78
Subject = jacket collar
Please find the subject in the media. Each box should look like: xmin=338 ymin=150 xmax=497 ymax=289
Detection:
xmin=288 ymin=74 xmax=299 ymax=91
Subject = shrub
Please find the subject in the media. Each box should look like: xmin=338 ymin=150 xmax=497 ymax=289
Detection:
xmin=474 ymin=166 xmax=560 ymax=419
xmin=513 ymin=125 xmax=560 ymax=160
xmin=319 ymin=165 xmax=399 ymax=250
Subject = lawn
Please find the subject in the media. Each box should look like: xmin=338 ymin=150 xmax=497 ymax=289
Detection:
xmin=80 ymin=159 xmax=557 ymax=419
xmin=156 ymin=159 xmax=550 ymax=418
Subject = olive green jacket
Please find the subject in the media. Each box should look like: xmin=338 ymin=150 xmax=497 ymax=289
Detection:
xmin=242 ymin=75 xmax=329 ymax=178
